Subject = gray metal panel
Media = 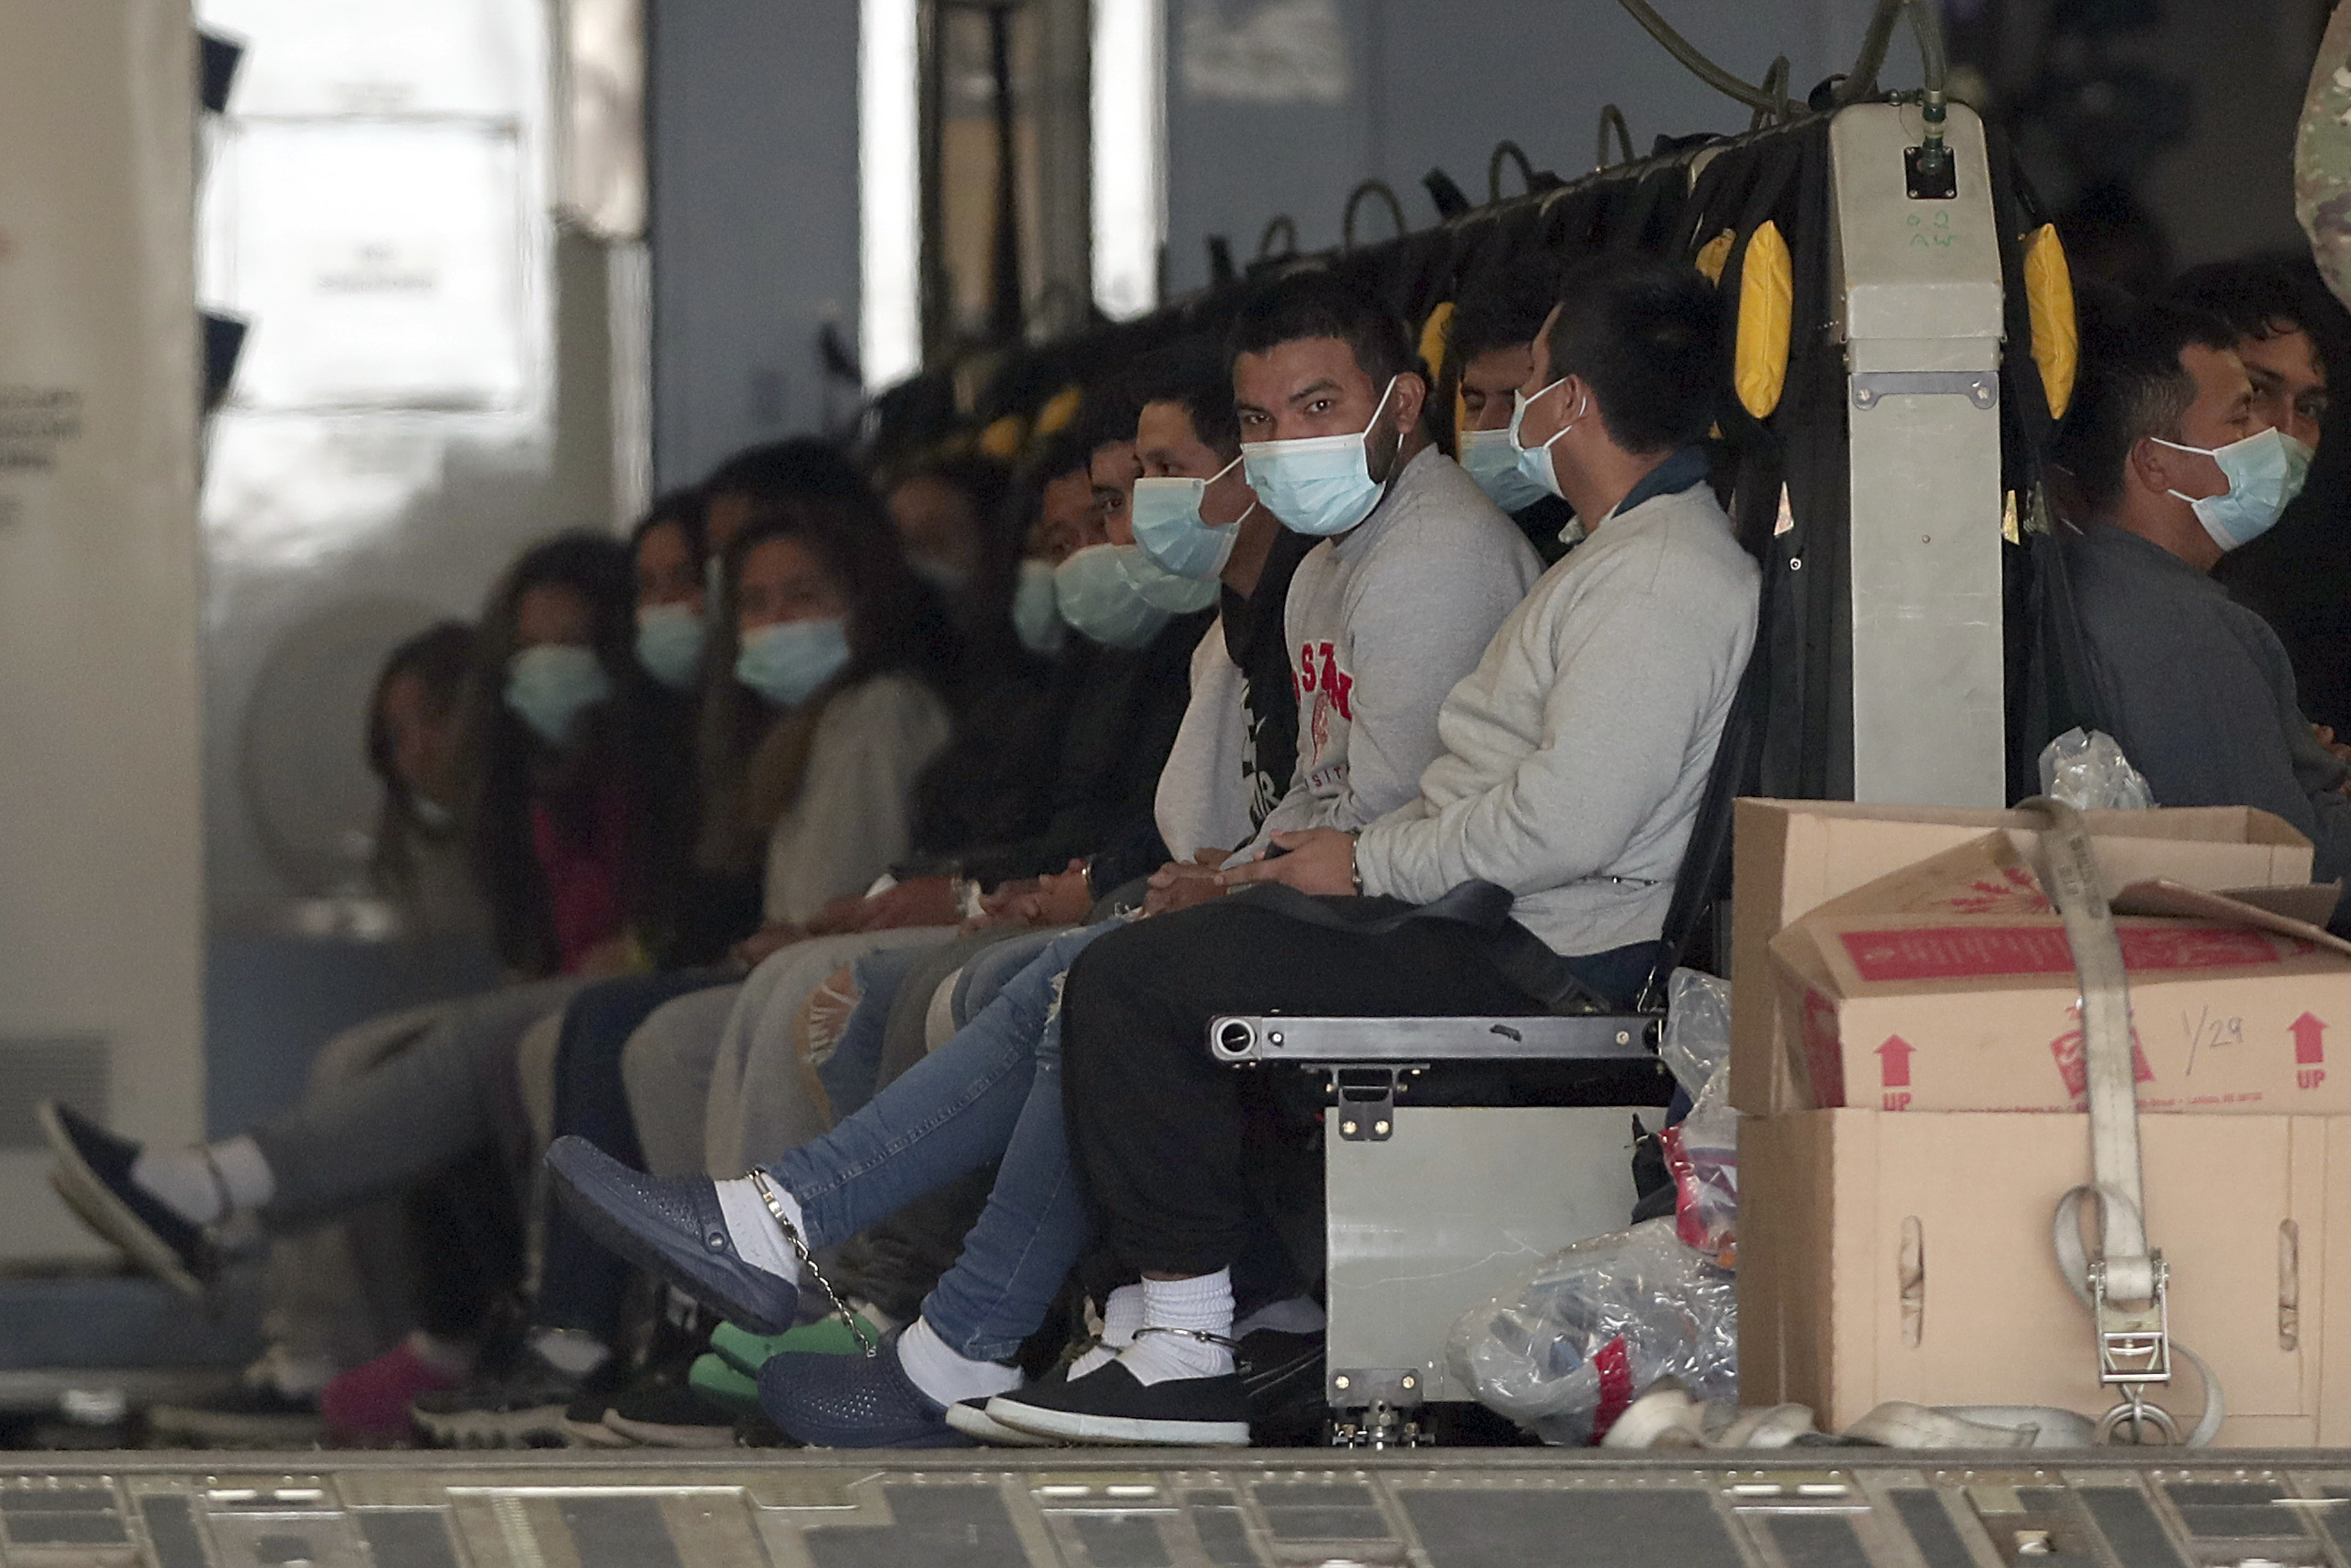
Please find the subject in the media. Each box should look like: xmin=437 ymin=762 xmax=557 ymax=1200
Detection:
xmin=1828 ymin=103 xmax=2008 ymax=809
xmin=1209 ymin=1014 xmax=1656 ymax=1065
xmin=1326 ymin=1106 xmax=1639 ymax=1403
xmin=0 ymin=1453 xmax=2324 ymax=1568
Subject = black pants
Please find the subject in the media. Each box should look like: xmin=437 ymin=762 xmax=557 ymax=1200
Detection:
xmin=1062 ymin=894 xmax=1658 ymax=1278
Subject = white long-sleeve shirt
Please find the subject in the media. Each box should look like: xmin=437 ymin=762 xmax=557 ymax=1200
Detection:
xmin=1153 ymin=617 xmax=1256 ymax=864
xmin=1246 ymin=446 xmax=1541 ymax=851
xmin=1354 ymin=478 xmax=1759 ymax=956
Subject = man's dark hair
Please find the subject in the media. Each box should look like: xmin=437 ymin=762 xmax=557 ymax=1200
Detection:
xmin=2165 ymin=256 xmax=2333 ymax=374
xmin=1027 ymin=423 xmax=1097 ymax=486
xmin=1072 ymin=378 xmax=1145 ymax=462
xmin=1542 ymin=255 xmax=1722 ymax=454
xmin=1123 ymin=339 xmax=1241 ymax=456
xmin=1447 ymin=253 xmax=1563 ymax=377
xmin=2054 ymin=293 xmax=2238 ymax=511
xmin=1226 ymin=268 xmax=1416 ymax=390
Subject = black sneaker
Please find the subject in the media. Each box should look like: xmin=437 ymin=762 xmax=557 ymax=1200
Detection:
xmin=413 ymin=1351 xmax=624 ymax=1449
xmin=147 ymin=1382 xmax=323 ymax=1449
xmin=984 ymin=1357 xmax=1249 ymax=1446
xmin=38 ymin=1103 xmax=214 ymax=1300
xmin=1237 ymin=1329 xmax=1325 ymax=1446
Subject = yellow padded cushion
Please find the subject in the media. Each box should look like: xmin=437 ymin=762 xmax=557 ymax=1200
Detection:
xmin=1694 ymin=228 xmax=1735 ymax=285
xmin=1419 ymin=299 xmax=1455 ymax=378
xmin=1035 ymin=383 xmax=1085 ymax=437
xmin=2023 ymin=222 xmax=2078 ymax=420
xmin=978 ymin=415 xmax=1026 ymax=460
xmin=1734 ymin=221 xmax=1793 ymax=420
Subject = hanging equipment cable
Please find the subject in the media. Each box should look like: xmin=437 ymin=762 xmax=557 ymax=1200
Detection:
xmin=1611 ymin=0 xmax=1950 ymax=167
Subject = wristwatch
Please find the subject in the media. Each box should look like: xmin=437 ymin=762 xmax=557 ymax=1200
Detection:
xmin=1348 ymin=833 xmax=1364 ymax=896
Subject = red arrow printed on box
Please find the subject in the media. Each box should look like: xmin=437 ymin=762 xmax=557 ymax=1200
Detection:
xmin=2294 ymin=1012 xmax=2329 ymax=1067
xmin=1876 ymin=1035 xmax=1915 ymax=1088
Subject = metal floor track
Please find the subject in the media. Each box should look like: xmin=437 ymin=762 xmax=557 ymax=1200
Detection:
xmin=1 ymin=1447 xmax=2349 ymax=1566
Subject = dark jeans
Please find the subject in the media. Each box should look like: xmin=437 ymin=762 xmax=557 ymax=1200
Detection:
xmin=1062 ymin=895 xmax=1660 ymax=1277
xmin=536 ymin=968 xmax=731 ymax=1333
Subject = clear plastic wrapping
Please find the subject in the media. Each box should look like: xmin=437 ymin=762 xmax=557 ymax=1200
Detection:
xmin=2037 ymin=726 xmax=2154 ymax=810
xmin=1446 ymin=1217 xmax=1739 ymax=1446
xmin=1659 ymin=968 xmax=1732 ymax=1098
xmin=1658 ymin=968 xmax=1738 ymax=1264
xmin=1661 ymin=1098 xmax=1738 ymax=1265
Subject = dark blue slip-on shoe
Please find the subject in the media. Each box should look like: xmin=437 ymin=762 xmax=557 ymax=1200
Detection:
xmin=38 ymin=1101 xmax=213 ymax=1300
xmin=757 ymin=1328 xmax=980 ymax=1450
xmin=544 ymin=1136 xmax=801 ymax=1335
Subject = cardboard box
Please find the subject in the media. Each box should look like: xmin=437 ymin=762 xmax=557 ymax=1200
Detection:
xmin=1770 ymin=832 xmax=2351 ymax=1114
xmin=1729 ymin=801 xmax=2316 ymax=1115
xmin=1740 ymin=1108 xmax=2351 ymax=1445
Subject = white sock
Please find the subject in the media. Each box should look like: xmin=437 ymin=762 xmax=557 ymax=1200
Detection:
xmin=528 ymin=1328 xmax=610 ymax=1378
xmin=1068 ymin=1283 xmax=1146 ymax=1379
xmin=710 ymin=1175 xmax=805 ymax=1280
xmin=129 ymin=1135 xmax=273 ymax=1227
xmin=1234 ymin=1295 xmax=1324 ymax=1338
xmin=1115 ymin=1271 xmax=1235 ymax=1387
xmin=894 ymin=1316 xmax=1020 ymax=1408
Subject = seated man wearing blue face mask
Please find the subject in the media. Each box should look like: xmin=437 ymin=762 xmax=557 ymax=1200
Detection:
xmin=1230 ymin=268 xmax=1545 ymax=856
xmin=1445 ymin=253 xmax=1586 ymax=566
xmin=2053 ymin=298 xmax=2351 ymax=903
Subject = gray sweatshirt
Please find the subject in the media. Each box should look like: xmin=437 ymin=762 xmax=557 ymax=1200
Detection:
xmin=1248 ymin=446 xmax=1543 ymax=849
xmin=2062 ymin=519 xmax=2351 ymax=883
xmin=764 ymin=672 xmax=953 ymax=924
xmin=1355 ymin=479 xmax=1759 ymax=955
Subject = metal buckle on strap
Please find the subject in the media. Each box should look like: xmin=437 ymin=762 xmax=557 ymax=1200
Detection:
xmin=2091 ymin=1249 xmax=2177 ymax=1444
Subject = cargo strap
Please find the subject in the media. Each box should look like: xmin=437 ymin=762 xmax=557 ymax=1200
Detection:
xmin=2025 ymin=797 xmax=2223 ymax=1446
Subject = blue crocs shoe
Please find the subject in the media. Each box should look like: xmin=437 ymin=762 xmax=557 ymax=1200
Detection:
xmin=544 ymin=1137 xmax=801 ymax=1335
xmin=757 ymin=1328 xmax=980 ymax=1450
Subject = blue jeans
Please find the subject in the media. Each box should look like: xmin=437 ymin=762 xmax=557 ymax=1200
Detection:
xmin=768 ymin=922 xmax=1118 ymax=1361
xmin=820 ymin=927 xmax=1069 ymax=1121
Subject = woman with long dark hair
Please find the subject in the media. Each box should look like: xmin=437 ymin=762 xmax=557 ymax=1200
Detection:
xmin=462 ymin=532 xmax=677 ymax=977
xmin=694 ymin=479 xmax=956 ymax=955
xmin=364 ymin=621 xmax=484 ymax=940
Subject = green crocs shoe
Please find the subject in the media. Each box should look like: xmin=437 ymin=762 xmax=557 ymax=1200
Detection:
xmin=710 ymin=1315 xmax=881 ymax=1378
xmin=686 ymin=1354 xmax=762 ymax=1419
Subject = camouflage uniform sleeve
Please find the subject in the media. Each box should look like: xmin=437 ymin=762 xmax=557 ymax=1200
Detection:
xmin=2296 ymin=1 xmax=2351 ymax=312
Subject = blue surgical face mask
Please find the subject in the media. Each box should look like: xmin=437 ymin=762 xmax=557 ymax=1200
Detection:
xmin=1012 ymin=558 xmax=1065 ymax=657
xmin=1507 ymin=377 xmax=1577 ymax=502
xmin=1132 ymin=457 xmax=1255 ymax=579
xmin=1241 ymin=375 xmax=1401 ymax=537
xmin=735 ymin=616 xmax=852 ymax=708
xmin=634 ymin=602 xmax=707 ymax=690
xmin=2152 ymin=427 xmax=2313 ymax=553
xmin=1457 ymin=423 xmax=1552 ymax=512
xmin=505 ymin=643 xmax=613 ymax=746
xmin=1117 ymin=541 xmax=1222 ymax=613
xmin=1054 ymin=543 xmax=1170 ymax=650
